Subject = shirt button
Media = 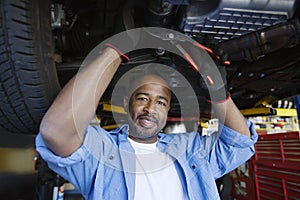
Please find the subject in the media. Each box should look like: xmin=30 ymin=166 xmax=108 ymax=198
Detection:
xmin=191 ymin=164 xmax=196 ymax=169
xmin=58 ymin=163 xmax=65 ymax=167
xmin=109 ymin=155 xmax=114 ymax=160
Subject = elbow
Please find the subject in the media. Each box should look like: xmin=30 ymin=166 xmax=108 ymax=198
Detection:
xmin=39 ymin=113 xmax=69 ymax=150
xmin=39 ymin=116 xmax=82 ymax=157
xmin=243 ymin=129 xmax=251 ymax=138
xmin=39 ymin=118 xmax=59 ymax=146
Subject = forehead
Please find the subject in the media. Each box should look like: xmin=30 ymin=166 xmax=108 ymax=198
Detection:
xmin=135 ymin=75 xmax=169 ymax=87
xmin=130 ymin=75 xmax=169 ymax=91
xmin=134 ymin=83 xmax=170 ymax=94
xmin=128 ymin=76 xmax=171 ymax=102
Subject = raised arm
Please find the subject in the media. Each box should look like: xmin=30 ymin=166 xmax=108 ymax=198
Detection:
xmin=40 ymin=48 xmax=121 ymax=157
xmin=212 ymin=98 xmax=251 ymax=137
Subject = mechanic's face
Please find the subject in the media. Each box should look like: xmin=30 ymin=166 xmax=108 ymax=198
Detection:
xmin=124 ymin=75 xmax=171 ymax=143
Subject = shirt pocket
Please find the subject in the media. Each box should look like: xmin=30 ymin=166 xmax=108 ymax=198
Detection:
xmin=186 ymin=157 xmax=219 ymax=199
xmin=95 ymin=163 xmax=128 ymax=198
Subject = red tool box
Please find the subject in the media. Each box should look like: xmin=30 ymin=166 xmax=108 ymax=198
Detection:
xmin=231 ymin=131 xmax=300 ymax=200
xmin=253 ymin=131 xmax=300 ymax=200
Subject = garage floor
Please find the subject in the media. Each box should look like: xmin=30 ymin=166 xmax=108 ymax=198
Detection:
xmin=0 ymin=173 xmax=37 ymax=200
xmin=0 ymin=128 xmax=83 ymax=200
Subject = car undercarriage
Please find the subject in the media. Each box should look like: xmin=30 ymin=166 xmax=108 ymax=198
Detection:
xmin=0 ymin=0 xmax=299 ymax=134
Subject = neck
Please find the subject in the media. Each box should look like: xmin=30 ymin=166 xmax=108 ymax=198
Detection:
xmin=128 ymin=134 xmax=158 ymax=144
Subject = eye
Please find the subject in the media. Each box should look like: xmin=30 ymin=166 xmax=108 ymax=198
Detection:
xmin=136 ymin=97 xmax=148 ymax=102
xmin=157 ymin=100 xmax=167 ymax=107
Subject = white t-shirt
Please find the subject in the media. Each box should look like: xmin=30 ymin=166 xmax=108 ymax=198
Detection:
xmin=128 ymin=137 xmax=187 ymax=200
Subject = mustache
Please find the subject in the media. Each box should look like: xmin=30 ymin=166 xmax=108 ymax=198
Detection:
xmin=137 ymin=113 xmax=158 ymax=123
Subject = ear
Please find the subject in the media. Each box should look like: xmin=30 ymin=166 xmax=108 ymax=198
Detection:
xmin=123 ymin=96 xmax=129 ymax=112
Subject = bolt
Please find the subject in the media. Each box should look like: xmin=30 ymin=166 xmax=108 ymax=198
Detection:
xmin=168 ymin=33 xmax=175 ymax=39
xmin=156 ymin=47 xmax=165 ymax=56
xmin=162 ymin=2 xmax=170 ymax=8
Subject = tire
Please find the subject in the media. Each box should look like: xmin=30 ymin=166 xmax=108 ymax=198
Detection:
xmin=0 ymin=0 xmax=60 ymax=134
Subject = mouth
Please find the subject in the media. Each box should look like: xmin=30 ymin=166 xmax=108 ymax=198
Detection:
xmin=137 ymin=115 xmax=157 ymax=129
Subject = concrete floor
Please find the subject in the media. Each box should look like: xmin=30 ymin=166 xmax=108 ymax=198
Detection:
xmin=0 ymin=128 xmax=83 ymax=199
xmin=0 ymin=173 xmax=37 ymax=200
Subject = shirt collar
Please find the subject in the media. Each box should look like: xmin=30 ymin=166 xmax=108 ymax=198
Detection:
xmin=112 ymin=124 xmax=198 ymax=161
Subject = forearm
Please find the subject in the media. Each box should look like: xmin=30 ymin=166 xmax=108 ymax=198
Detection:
xmin=40 ymin=47 xmax=121 ymax=156
xmin=212 ymin=98 xmax=251 ymax=137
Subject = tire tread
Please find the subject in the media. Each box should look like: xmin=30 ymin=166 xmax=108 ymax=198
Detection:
xmin=0 ymin=0 xmax=60 ymax=134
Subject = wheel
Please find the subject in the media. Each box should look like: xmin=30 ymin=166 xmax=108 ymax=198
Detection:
xmin=0 ymin=0 xmax=60 ymax=134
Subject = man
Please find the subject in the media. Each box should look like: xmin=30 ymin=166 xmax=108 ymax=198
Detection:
xmin=36 ymin=30 xmax=258 ymax=199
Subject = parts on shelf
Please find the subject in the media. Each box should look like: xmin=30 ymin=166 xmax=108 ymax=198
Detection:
xmin=241 ymin=108 xmax=299 ymax=134
xmin=240 ymin=107 xmax=297 ymax=117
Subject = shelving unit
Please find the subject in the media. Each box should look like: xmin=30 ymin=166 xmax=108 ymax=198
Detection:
xmin=240 ymin=108 xmax=299 ymax=135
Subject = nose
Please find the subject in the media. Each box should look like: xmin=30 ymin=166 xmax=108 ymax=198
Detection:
xmin=143 ymin=100 xmax=156 ymax=114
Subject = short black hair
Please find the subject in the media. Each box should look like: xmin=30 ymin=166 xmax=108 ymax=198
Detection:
xmin=124 ymin=63 xmax=172 ymax=95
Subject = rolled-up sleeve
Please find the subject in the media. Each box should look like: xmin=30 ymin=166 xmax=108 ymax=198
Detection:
xmin=209 ymin=120 xmax=258 ymax=178
xmin=35 ymin=125 xmax=105 ymax=195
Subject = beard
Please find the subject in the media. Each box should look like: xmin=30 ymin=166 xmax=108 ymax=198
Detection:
xmin=128 ymin=113 xmax=163 ymax=141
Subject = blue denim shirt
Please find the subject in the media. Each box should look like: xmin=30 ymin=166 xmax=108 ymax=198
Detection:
xmin=36 ymin=120 xmax=258 ymax=200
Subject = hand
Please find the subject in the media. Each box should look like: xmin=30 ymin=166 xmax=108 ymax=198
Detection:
xmin=136 ymin=28 xmax=230 ymax=104
xmin=103 ymin=29 xmax=141 ymax=63
xmin=177 ymin=41 xmax=230 ymax=103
